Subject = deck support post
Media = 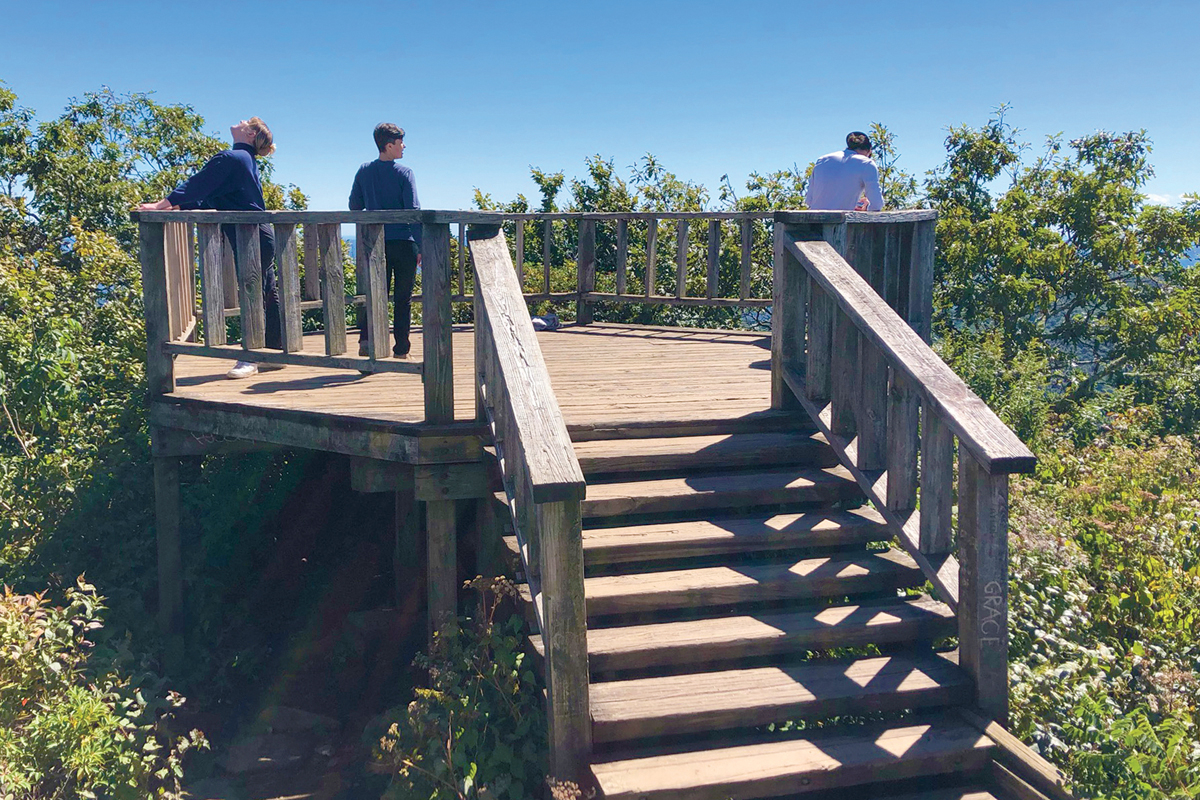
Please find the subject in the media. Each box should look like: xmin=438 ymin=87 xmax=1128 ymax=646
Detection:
xmin=426 ymin=499 xmax=457 ymax=639
xmin=423 ymin=223 xmax=454 ymax=424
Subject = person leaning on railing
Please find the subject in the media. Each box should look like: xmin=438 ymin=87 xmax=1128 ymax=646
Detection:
xmin=138 ymin=117 xmax=284 ymax=379
xmin=804 ymin=131 xmax=884 ymax=212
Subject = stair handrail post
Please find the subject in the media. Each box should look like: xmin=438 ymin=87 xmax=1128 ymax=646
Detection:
xmin=469 ymin=224 xmax=590 ymax=783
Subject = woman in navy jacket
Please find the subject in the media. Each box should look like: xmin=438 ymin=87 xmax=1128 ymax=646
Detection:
xmin=140 ymin=118 xmax=282 ymax=379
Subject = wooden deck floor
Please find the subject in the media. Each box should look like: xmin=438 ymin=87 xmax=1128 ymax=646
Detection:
xmin=170 ymin=323 xmax=774 ymax=430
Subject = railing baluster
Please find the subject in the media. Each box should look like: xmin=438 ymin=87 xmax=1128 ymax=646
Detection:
xmin=358 ymin=223 xmax=388 ymax=359
xmin=908 ymin=218 xmax=936 ymax=343
xmin=576 ymin=219 xmax=596 ymax=324
xmin=831 ymin=307 xmax=859 ymax=436
xmin=457 ymin=222 xmax=466 ymax=297
xmin=302 ymin=223 xmax=321 ymax=301
xmin=317 ymin=223 xmax=346 ymax=356
xmin=542 ymin=219 xmax=553 ymax=295
xmin=920 ymin=407 xmax=954 ymax=553
xmin=274 ymin=223 xmax=304 ymax=353
xmin=221 ymin=233 xmax=238 ymax=309
xmin=739 ymin=218 xmax=753 ymax=300
xmin=883 ymin=224 xmax=902 ymax=309
xmin=514 ymin=219 xmax=524 ymax=287
xmin=857 ymin=338 xmax=888 ymax=470
xmin=958 ymin=450 xmax=1010 ymax=724
xmin=235 ymin=224 xmax=266 ymax=350
xmin=886 ymin=370 xmax=920 ymax=511
xmin=805 ymin=277 xmax=833 ymax=402
xmin=675 ymin=219 xmax=689 ymax=299
xmin=197 ymin=223 xmax=225 ymax=346
xmin=706 ymin=220 xmax=720 ymax=299
xmin=422 ymin=222 xmax=454 ymax=423
xmin=615 ymin=218 xmax=628 ymax=296
xmin=645 ymin=217 xmax=657 ymax=296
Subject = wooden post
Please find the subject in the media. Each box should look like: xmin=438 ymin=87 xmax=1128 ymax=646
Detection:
xmin=857 ymin=338 xmax=888 ymax=470
xmin=542 ymin=219 xmax=553 ymax=295
xmin=457 ymin=223 xmax=467 ymax=297
xmin=153 ymin=451 xmax=183 ymax=634
xmin=739 ymin=218 xmax=753 ymax=300
xmin=422 ymin=223 xmax=454 ymax=423
xmin=908 ymin=218 xmax=936 ymax=343
xmin=831 ymin=308 xmax=859 ymax=436
xmin=615 ymin=218 xmax=628 ymax=296
xmin=318 ymin=223 xmax=346 ymax=356
xmin=887 ymin=370 xmax=920 ymax=511
xmin=920 ymin=407 xmax=954 ymax=553
xmin=883 ymin=224 xmax=903 ymax=309
xmin=221 ymin=233 xmax=238 ymax=309
xmin=576 ymin=219 xmax=596 ymax=324
xmin=302 ymin=223 xmax=321 ymax=301
xmin=139 ymin=221 xmax=175 ymax=396
xmin=426 ymin=499 xmax=457 ymax=638
xmin=806 ymin=278 xmax=833 ymax=403
xmin=706 ymin=219 xmax=720 ymax=299
xmin=235 ymin=224 xmax=266 ymax=350
xmin=514 ymin=220 xmax=525 ymax=287
xmin=197 ymin=224 xmax=226 ymax=346
xmin=771 ymin=223 xmax=804 ymax=410
xmin=474 ymin=291 xmax=487 ymax=423
xmin=958 ymin=451 xmax=1010 ymax=725
xmin=539 ymin=499 xmax=592 ymax=782
xmin=274 ymin=223 xmax=304 ymax=353
xmin=645 ymin=218 xmax=658 ymax=296
xmin=675 ymin=219 xmax=689 ymax=299
xmin=358 ymin=223 xmax=388 ymax=359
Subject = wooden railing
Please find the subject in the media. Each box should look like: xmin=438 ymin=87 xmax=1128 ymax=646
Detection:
xmin=467 ymin=224 xmax=590 ymax=782
xmin=771 ymin=213 xmax=1036 ymax=725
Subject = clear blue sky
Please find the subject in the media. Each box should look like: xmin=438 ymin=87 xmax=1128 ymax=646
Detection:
xmin=4 ymin=0 xmax=1197 ymax=211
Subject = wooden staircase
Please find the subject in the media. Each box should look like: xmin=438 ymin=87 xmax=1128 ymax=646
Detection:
xmin=505 ymin=418 xmax=1040 ymax=799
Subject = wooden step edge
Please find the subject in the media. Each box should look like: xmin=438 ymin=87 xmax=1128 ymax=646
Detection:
xmin=582 ymin=550 xmax=925 ymax=618
xmin=590 ymin=717 xmax=994 ymax=800
xmin=582 ymin=468 xmax=864 ymax=519
xmin=568 ymin=411 xmax=817 ymax=443
xmin=589 ymin=652 xmax=973 ymax=743
xmin=528 ymin=596 xmax=954 ymax=673
xmin=582 ymin=508 xmax=888 ymax=565
xmin=576 ymin=435 xmax=840 ymax=476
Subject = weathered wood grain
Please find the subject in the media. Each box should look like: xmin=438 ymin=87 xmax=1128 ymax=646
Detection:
xmin=139 ymin=222 xmax=175 ymax=395
xmin=274 ymin=223 xmax=304 ymax=352
xmin=234 ymin=224 xmax=266 ymax=350
xmin=574 ymin=430 xmax=836 ymax=475
xmin=426 ymin=499 xmax=457 ymax=639
xmin=645 ymin=217 xmax=657 ymax=296
xmin=887 ymin=370 xmax=920 ymax=511
xmin=422 ymin=223 xmax=454 ymax=423
xmin=957 ymin=707 xmax=1075 ymax=800
xmin=675 ymin=219 xmax=689 ymax=298
xmin=921 ymin=406 xmax=954 ymax=554
xmin=581 ymin=292 xmax=772 ymax=308
xmin=543 ymin=219 xmax=553 ymax=294
xmin=958 ymin=451 xmax=1010 ymax=725
xmin=221 ymin=232 xmax=238 ymax=308
xmin=302 ymin=223 xmax=321 ymax=301
xmin=705 ymin=219 xmax=720 ymax=299
xmin=858 ymin=338 xmax=889 ymax=470
xmin=164 ymin=340 xmax=422 ymax=374
xmin=806 ymin=278 xmax=833 ymax=402
xmin=615 ymin=218 xmax=628 ymax=295
xmin=357 ymin=223 xmax=388 ymax=359
xmin=739 ymin=218 xmax=753 ymax=299
xmin=831 ymin=307 xmax=859 ymax=435
xmin=577 ymin=219 xmax=596 ymax=324
xmin=197 ymin=223 xmax=225 ymax=346
xmin=771 ymin=224 xmax=804 ymax=409
xmin=909 ymin=218 xmax=936 ymax=342
xmin=317 ymin=223 xmax=346 ymax=356
xmin=784 ymin=236 xmax=1035 ymax=473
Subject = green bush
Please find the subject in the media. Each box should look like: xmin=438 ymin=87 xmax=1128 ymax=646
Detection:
xmin=0 ymin=577 xmax=206 ymax=799
xmin=374 ymin=576 xmax=546 ymax=800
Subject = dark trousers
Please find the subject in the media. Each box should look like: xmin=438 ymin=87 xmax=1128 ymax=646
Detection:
xmin=358 ymin=239 xmax=419 ymax=356
xmin=223 ymin=224 xmax=282 ymax=350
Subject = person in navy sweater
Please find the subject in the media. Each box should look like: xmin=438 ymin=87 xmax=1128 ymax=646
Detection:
xmin=140 ymin=117 xmax=283 ymax=379
xmin=349 ymin=122 xmax=421 ymax=359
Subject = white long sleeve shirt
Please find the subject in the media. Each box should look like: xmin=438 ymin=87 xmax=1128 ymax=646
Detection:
xmin=804 ymin=149 xmax=884 ymax=211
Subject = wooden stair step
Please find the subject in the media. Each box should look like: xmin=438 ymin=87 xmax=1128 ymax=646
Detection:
xmin=582 ymin=508 xmax=887 ymax=565
xmin=582 ymin=549 xmax=924 ymax=618
xmin=568 ymin=409 xmax=815 ymax=442
xmin=582 ymin=465 xmax=862 ymax=518
xmin=590 ymin=716 xmax=993 ymax=800
xmin=529 ymin=596 xmax=954 ymax=673
xmin=590 ymin=653 xmax=972 ymax=743
xmin=574 ymin=431 xmax=838 ymax=476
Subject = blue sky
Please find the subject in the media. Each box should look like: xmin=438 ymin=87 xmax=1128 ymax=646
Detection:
xmin=3 ymin=0 xmax=1197 ymax=211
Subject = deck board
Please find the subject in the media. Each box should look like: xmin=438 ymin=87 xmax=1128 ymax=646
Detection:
xmin=169 ymin=324 xmax=773 ymax=429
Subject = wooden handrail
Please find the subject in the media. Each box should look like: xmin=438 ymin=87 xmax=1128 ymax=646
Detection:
xmin=783 ymin=236 xmax=1035 ymax=474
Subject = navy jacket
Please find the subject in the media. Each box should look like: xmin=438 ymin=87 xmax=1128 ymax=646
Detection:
xmin=349 ymin=159 xmax=421 ymax=244
xmin=168 ymin=142 xmax=268 ymax=213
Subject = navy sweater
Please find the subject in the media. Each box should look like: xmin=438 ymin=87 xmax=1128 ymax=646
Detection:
xmin=168 ymin=142 xmax=268 ymax=217
xmin=349 ymin=159 xmax=421 ymax=244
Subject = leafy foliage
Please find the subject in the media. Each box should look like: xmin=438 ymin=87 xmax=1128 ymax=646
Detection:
xmin=375 ymin=577 xmax=546 ymax=800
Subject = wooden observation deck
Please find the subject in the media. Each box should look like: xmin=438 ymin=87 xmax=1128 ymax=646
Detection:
xmin=134 ymin=208 xmax=1075 ymax=800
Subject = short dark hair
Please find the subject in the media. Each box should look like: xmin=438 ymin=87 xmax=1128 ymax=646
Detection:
xmin=846 ymin=131 xmax=872 ymax=152
xmin=374 ymin=122 xmax=405 ymax=152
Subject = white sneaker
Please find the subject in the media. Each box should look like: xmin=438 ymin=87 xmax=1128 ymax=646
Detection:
xmin=226 ymin=361 xmax=259 ymax=379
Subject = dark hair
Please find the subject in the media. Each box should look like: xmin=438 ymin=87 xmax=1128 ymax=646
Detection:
xmin=846 ymin=131 xmax=872 ymax=152
xmin=374 ymin=122 xmax=405 ymax=152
